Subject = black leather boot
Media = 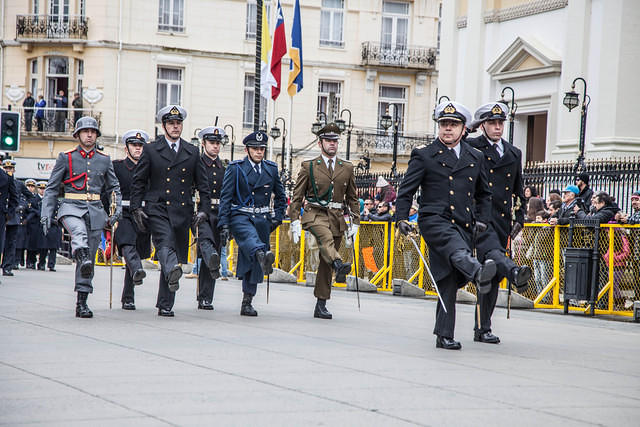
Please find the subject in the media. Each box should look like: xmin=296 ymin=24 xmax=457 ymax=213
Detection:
xmin=132 ymin=269 xmax=146 ymax=286
xmin=314 ymin=298 xmax=332 ymax=319
xmin=76 ymin=292 xmax=93 ymax=318
xmin=74 ymin=248 xmax=93 ymax=279
xmin=240 ymin=293 xmax=258 ymax=316
xmin=200 ymin=240 xmax=221 ymax=279
xmin=331 ymin=259 xmax=352 ymax=283
xmin=511 ymin=266 xmax=532 ymax=292
xmin=255 ymin=250 xmax=275 ymax=275
xmin=167 ymin=264 xmax=182 ymax=292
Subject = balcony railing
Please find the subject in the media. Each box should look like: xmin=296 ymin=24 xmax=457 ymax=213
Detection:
xmin=16 ymin=106 xmax=101 ymax=135
xmin=16 ymin=14 xmax=88 ymax=40
xmin=361 ymin=41 xmax=437 ymax=70
xmin=354 ymin=127 xmax=434 ymax=155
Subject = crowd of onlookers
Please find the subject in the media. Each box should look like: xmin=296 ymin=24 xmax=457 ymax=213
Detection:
xmin=21 ymin=90 xmax=83 ymax=132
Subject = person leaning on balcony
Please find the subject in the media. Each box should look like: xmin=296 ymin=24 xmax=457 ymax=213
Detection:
xmin=35 ymin=96 xmax=46 ymax=131
xmin=289 ymin=122 xmax=360 ymax=320
xmin=53 ymin=90 xmax=68 ymax=132
xmin=72 ymin=93 xmax=83 ymax=127
xmin=22 ymin=92 xmax=35 ymax=132
xmin=395 ymin=101 xmax=497 ymax=351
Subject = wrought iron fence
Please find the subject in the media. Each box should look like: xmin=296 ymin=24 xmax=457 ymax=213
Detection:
xmin=16 ymin=14 xmax=88 ymax=39
xmin=354 ymin=127 xmax=433 ymax=156
xmin=16 ymin=106 xmax=102 ymax=134
xmin=523 ymin=158 xmax=640 ymax=215
xmin=361 ymin=41 xmax=437 ymax=69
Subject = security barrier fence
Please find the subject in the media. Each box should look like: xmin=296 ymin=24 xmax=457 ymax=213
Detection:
xmin=96 ymin=221 xmax=639 ymax=318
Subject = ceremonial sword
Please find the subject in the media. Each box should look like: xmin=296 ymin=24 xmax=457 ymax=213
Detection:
xmin=407 ymin=233 xmax=447 ymax=313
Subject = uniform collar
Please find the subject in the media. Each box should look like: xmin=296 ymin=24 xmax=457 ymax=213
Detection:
xmin=78 ymin=146 xmax=95 ymax=159
xmin=203 ymin=153 xmax=220 ymax=167
xmin=321 ymin=153 xmax=337 ymax=169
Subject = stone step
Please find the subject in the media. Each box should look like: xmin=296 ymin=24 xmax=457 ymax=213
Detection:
xmin=270 ymin=268 xmax=298 ymax=283
xmin=496 ymin=288 xmax=534 ymax=309
xmin=346 ymin=275 xmax=378 ymax=292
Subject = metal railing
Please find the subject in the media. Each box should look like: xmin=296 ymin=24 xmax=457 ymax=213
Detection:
xmin=524 ymin=157 xmax=640 ymax=215
xmin=16 ymin=106 xmax=101 ymax=134
xmin=354 ymin=127 xmax=433 ymax=155
xmin=361 ymin=41 xmax=437 ymax=69
xmin=16 ymin=14 xmax=89 ymax=40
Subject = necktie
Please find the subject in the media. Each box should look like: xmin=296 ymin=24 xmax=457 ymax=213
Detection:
xmin=171 ymin=143 xmax=177 ymax=153
xmin=328 ymin=158 xmax=334 ymax=175
xmin=494 ymin=143 xmax=503 ymax=158
xmin=254 ymin=164 xmax=260 ymax=175
xmin=449 ymin=148 xmax=458 ymax=160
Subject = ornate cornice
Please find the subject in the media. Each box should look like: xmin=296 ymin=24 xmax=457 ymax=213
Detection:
xmin=484 ymin=0 xmax=568 ymax=24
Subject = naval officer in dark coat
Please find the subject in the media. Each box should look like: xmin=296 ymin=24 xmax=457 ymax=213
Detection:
xmin=110 ymin=130 xmax=152 ymax=310
xmin=467 ymin=102 xmax=531 ymax=344
xmin=395 ymin=101 xmax=497 ymax=350
xmin=218 ymin=131 xmax=287 ymax=316
xmin=130 ymin=105 xmax=211 ymax=317
xmin=194 ymin=126 xmax=227 ymax=310
xmin=41 ymin=116 xmax=122 ymax=318
xmin=2 ymin=160 xmax=25 ymax=276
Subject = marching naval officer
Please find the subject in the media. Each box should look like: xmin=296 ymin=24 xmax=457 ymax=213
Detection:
xmin=41 ymin=116 xmax=122 ymax=318
xmin=468 ymin=102 xmax=532 ymax=344
xmin=130 ymin=105 xmax=211 ymax=317
xmin=395 ymin=102 xmax=496 ymax=350
xmin=194 ymin=126 xmax=227 ymax=310
xmin=289 ymin=123 xmax=359 ymax=319
xmin=110 ymin=130 xmax=153 ymax=310
xmin=218 ymin=131 xmax=287 ymax=316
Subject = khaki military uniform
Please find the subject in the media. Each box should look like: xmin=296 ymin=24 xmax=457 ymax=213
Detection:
xmin=290 ymin=156 xmax=359 ymax=299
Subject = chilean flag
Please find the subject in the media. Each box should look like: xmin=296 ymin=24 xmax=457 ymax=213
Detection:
xmin=271 ymin=0 xmax=287 ymax=100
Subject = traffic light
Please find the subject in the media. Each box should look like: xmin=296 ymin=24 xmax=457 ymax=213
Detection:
xmin=0 ymin=111 xmax=21 ymax=152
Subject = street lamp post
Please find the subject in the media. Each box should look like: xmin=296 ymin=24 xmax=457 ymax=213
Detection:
xmin=335 ymin=108 xmax=353 ymax=160
xmin=311 ymin=111 xmax=328 ymax=135
xmin=269 ymin=117 xmax=287 ymax=171
xmin=380 ymin=105 xmax=400 ymax=175
xmin=499 ymin=86 xmax=517 ymax=145
xmin=223 ymin=124 xmax=235 ymax=161
xmin=562 ymin=77 xmax=591 ymax=173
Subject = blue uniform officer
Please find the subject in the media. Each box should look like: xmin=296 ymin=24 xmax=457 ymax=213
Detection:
xmin=218 ymin=131 xmax=287 ymax=316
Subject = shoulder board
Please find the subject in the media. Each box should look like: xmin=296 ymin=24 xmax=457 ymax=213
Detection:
xmin=337 ymin=158 xmax=352 ymax=165
xmin=64 ymin=147 xmax=76 ymax=153
xmin=263 ymin=159 xmax=278 ymax=167
xmin=229 ymin=159 xmax=243 ymax=165
xmin=469 ymin=146 xmax=482 ymax=154
xmin=415 ymin=144 xmax=427 ymax=150
xmin=95 ymin=150 xmax=108 ymax=156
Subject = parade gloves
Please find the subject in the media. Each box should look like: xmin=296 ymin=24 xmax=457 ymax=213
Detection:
xmin=290 ymin=219 xmax=302 ymax=244
xmin=510 ymin=221 xmax=523 ymax=239
xmin=107 ymin=213 xmax=120 ymax=228
xmin=475 ymin=221 xmax=488 ymax=234
xmin=132 ymin=208 xmax=149 ymax=233
xmin=347 ymin=223 xmax=359 ymax=240
xmin=192 ymin=211 xmax=208 ymax=231
xmin=40 ymin=216 xmax=50 ymax=236
xmin=219 ymin=225 xmax=231 ymax=247
xmin=397 ymin=220 xmax=414 ymax=236
xmin=270 ymin=219 xmax=282 ymax=233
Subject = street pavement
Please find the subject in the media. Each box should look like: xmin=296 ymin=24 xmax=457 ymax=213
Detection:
xmin=1 ymin=263 xmax=639 ymax=426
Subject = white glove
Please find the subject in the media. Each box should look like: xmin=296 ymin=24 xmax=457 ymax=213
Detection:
xmin=347 ymin=223 xmax=359 ymax=240
xmin=290 ymin=219 xmax=302 ymax=244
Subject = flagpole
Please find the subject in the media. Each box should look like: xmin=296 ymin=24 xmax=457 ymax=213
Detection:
xmin=286 ymin=94 xmax=293 ymax=175
xmin=253 ymin=0 xmax=263 ymax=131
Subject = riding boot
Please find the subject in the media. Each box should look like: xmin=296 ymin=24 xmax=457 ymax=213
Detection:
xmin=240 ymin=293 xmax=258 ymax=316
xmin=76 ymin=292 xmax=93 ymax=318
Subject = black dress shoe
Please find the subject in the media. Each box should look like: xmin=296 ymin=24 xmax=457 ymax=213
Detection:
xmin=132 ymin=268 xmax=146 ymax=286
xmin=474 ymin=332 xmax=500 ymax=344
xmin=26 ymin=264 xmax=36 ymax=270
xmin=436 ymin=336 xmax=462 ymax=350
xmin=2 ymin=270 xmax=13 ymax=276
xmin=158 ymin=308 xmax=175 ymax=317
xmin=122 ymin=302 xmax=136 ymax=310
xmin=167 ymin=265 xmax=182 ymax=292
xmin=474 ymin=259 xmax=497 ymax=294
xmin=314 ymin=299 xmax=333 ymax=319
xmin=512 ymin=266 xmax=532 ymax=292
xmin=37 ymin=265 xmax=45 ymax=271
xmin=198 ymin=300 xmax=214 ymax=310
xmin=48 ymin=267 xmax=56 ymax=272
xmin=240 ymin=293 xmax=258 ymax=316
xmin=255 ymin=250 xmax=275 ymax=275
xmin=331 ymin=259 xmax=352 ymax=283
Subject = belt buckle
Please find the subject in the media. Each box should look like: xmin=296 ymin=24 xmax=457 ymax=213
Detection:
xmin=253 ymin=207 xmax=259 ymax=214
xmin=85 ymin=194 xmax=91 ymax=201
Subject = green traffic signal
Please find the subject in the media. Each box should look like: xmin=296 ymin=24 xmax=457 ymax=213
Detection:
xmin=3 ymin=136 xmax=14 ymax=146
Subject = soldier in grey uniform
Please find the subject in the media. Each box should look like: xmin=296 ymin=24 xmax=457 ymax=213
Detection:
xmin=41 ymin=116 xmax=122 ymax=318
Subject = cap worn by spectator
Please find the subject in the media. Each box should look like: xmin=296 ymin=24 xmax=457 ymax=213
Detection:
xmin=376 ymin=176 xmax=389 ymax=188
xmin=562 ymin=185 xmax=580 ymax=195
xmin=631 ymin=191 xmax=640 ymax=199
xmin=577 ymin=172 xmax=590 ymax=185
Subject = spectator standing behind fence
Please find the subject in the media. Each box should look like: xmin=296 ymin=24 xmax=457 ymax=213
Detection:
xmin=528 ymin=210 xmax=553 ymax=301
xmin=523 ymin=185 xmax=538 ymax=206
xmin=526 ymin=196 xmax=545 ymax=222
xmin=22 ymin=92 xmax=35 ymax=131
xmin=53 ymin=90 xmax=68 ymax=132
xmin=35 ymin=96 xmax=46 ymax=131
xmin=576 ymin=173 xmax=594 ymax=212
xmin=546 ymin=189 xmax=561 ymax=210
xmin=617 ymin=191 xmax=640 ymax=224
xmin=72 ymin=93 xmax=83 ymax=126
xmin=375 ymin=176 xmax=397 ymax=204
xmin=573 ymin=191 xmax=619 ymax=224
xmin=366 ymin=201 xmax=393 ymax=222
xmin=549 ymin=185 xmax=585 ymax=225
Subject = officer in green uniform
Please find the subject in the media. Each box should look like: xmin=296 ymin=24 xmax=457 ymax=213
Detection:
xmin=289 ymin=123 xmax=360 ymax=319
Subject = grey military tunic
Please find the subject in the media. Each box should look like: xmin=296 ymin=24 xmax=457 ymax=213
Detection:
xmin=41 ymin=146 xmax=122 ymax=230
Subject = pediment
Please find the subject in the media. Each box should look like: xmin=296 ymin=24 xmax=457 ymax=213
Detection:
xmin=487 ymin=36 xmax=561 ymax=81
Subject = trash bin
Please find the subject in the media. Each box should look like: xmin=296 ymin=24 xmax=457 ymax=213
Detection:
xmin=564 ymin=247 xmax=593 ymax=301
